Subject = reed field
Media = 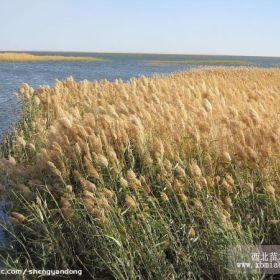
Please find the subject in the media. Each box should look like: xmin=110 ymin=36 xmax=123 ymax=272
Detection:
xmin=1 ymin=67 xmax=280 ymax=279
xmin=0 ymin=52 xmax=102 ymax=62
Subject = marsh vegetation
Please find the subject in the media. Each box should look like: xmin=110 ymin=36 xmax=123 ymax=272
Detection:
xmin=1 ymin=68 xmax=280 ymax=279
xmin=0 ymin=52 xmax=103 ymax=62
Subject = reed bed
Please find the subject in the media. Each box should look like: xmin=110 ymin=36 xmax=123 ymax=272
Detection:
xmin=1 ymin=67 xmax=280 ymax=279
xmin=0 ymin=52 xmax=102 ymax=62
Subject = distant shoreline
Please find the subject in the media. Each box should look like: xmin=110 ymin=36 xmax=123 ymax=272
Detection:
xmin=1 ymin=50 xmax=280 ymax=59
xmin=0 ymin=52 xmax=104 ymax=62
xmin=145 ymin=59 xmax=251 ymax=66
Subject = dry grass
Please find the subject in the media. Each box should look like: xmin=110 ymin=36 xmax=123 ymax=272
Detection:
xmin=1 ymin=67 xmax=280 ymax=279
xmin=15 ymin=67 xmax=278 ymax=163
xmin=0 ymin=52 xmax=103 ymax=62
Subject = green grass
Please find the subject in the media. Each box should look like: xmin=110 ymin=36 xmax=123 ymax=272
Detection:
xmin=0 ymin=148 xmax=272 ymax=279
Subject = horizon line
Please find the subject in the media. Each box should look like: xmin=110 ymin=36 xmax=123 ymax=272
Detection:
xmin=0 ymin=49 xmax=280 ymax=59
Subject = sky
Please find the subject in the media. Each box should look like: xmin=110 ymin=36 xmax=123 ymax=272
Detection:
xmin=0 ymin=0 xmax=280 ymax=57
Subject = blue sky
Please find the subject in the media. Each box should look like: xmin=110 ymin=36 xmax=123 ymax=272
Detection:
xmin=1 ymin=0 xmax=280 ymax=56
